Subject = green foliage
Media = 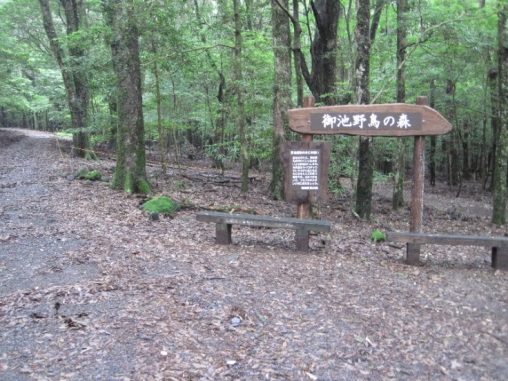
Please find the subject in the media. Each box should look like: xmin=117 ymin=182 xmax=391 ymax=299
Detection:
xmin=174 ymin=180 xmax=186 ymax=189
xmin=74 ymin=168 xmax=101 ymax=181
xmin=56 ymin=132 xmax=73 ymax=138
xmin=141 ymin=196 xmax=181 ymax=217
xmin=84 ymin=170 xmax=102 ymax=181
xmin=0 ymin=0 xmax=501 ymax=213
xmin=205 ymin=141 xmax=241 ymax=163
xmin=370 ymin=230 xmax=386 ymax=243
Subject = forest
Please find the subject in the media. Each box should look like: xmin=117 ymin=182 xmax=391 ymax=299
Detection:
xmin=0 ymin=0 xmax=507 ymax=223
xmin=1 ymin=2 xmax=508 ymax=379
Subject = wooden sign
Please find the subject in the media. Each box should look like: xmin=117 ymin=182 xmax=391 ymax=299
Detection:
xmin=288 ymin=103 xmax=451 ymax=137
xmin=281 ymin=141 xmax=332 ymax=203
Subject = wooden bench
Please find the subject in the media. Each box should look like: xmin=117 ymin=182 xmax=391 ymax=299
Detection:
xmin=196 ymin=211 xmax=332 ymax=252
xmin=386 ymin=231 xmax=508 ymax=270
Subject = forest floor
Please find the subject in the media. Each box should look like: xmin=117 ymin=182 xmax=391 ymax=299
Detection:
xmin=0 ymin=127 xmax=507 ymax=381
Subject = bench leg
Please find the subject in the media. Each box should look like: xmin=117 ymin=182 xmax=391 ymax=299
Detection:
xmin=216 ymin=223 xmax=232 ymax=245
xmin=492 ymin=247 xmax=508 ymax=271
xmin=295 ymin=230 xmax=309 ymax=252
xmin=406 ymin=243 xmax=421 ymax=265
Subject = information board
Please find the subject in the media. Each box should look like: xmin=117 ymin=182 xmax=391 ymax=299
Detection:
xmin=281 ymin=141 xmax=332 ymax=203
xmin=291 ymin=149 xmax=320 ymax=191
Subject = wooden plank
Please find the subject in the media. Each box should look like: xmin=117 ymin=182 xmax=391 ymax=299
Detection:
xmin=386 ymin=232 xmax=508 ymax=247
xmin=196 ymin=211 xmax=331 ymax=232
xmin=288 ymin=103 xmax=452 ymax=137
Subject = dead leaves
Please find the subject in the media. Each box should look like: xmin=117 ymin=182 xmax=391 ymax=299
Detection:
xmin=1 ymin=129 xmax=508 ymax=380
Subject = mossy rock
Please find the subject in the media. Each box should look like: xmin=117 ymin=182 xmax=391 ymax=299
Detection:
xmin=370 ymin=230 xmax=386 ymax=243
xmin=74 ymin=167 xmax=89 ymax=180
xmin=74 ymin=168 xmax=102 ymax=181
xmin=141 ymin=196 xmax=181 ymax=217
xmin=84 ymin=170 xmax=102 ymax=181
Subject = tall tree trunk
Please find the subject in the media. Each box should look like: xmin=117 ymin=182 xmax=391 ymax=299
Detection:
xmin=151 ymin=43 xmax=167 ymax=177
xmin=354 ymin=0 xmax=373 ymax=220
xmin=429 ymin=80 xmax=437 ymax=186
xmin=270 ymin=0 xmax=292 ymax=200
xmin=392 ymin=0 xmax=409 ymax=210
xmin=488 ymin=68 xmax=500 ymax=190
xmin=293 ymin=0 xmax=303 ymax=107
xmin=193 ymin=0 xmax=226 ymax=172
xmin=39 ymin=0 xmax=89 ymax=158
xmin=492 ymin=4 xmax=508 ymax=225
xmin=233 ymin=0 xmax=249 ymax=193
xmin=283 ymin=0 xmax=339 ymax=105
xmin=445 ymin=80 xmax=460 ymax=186
xmin=103 ymin=0 xmax=151 ymax=194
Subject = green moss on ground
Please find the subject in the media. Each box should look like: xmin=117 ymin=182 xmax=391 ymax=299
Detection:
xmin=75 ymin=168 xmax=102 ymax=181
xmin=370 ymin=230 xmax=386 ymax=243
xmin=141 ymin=196 xmax=181 ymax=217
xmin=84 ymin=170 xmax=102 ymax=181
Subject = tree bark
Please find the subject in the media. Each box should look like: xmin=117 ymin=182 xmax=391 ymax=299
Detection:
xmin=39 ymin=0 xmax=89 ymax=157
xmin=354 ymin=0 xmax=373 ymax=220
xmin=103 ymin=0 xmax=151 ymax=194
xmin=488 ymin=68 xmax=500 ymax=191
xmin=233 ymin=0 xmax=249 ymax=193
xmin=151 ymin=43 xmax=167 ymax=177
xmin=392 ymin=0 xmax=409 ymax=210
xmin=292 ymin=0 xmax=303 ymax=107
xmin=281 ymin=0 xmax=339 ymax=105
xmin=193 ymin=0 xmax=226 ymax=172
xmin=492 ymin=4 xmax=508 ymax=225
xmin=270 ymin=0 xmax=292 ymax=200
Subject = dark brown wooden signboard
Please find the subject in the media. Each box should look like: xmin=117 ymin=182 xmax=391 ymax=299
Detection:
xmin=281 ymin=141 xmax=332 ymax=203
xmin=288 ymin=103 xmax=451 ymax=137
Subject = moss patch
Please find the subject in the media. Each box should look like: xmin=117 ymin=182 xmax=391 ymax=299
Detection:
xmin=75 ymin=168 xmax=102 ymax=181
xmin=370 ymin=230 xmax=386 ymax=243
xmin=141 ymin=196 xmax=181 ymax=217
xmin=84 ymin=170 xmax=102 ymax=181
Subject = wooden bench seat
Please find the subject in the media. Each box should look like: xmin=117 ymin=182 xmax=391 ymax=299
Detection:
xmin=386 ymin=231 xmax=508 ymax=270
xmin=196 ymin=211 xmax=331 ymax=252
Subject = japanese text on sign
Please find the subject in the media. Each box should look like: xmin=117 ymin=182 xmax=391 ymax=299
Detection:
xmin=291 ymin=150 xmax=320 ymax=191
xmin=310 ymin=112 xmax=422 ymax=131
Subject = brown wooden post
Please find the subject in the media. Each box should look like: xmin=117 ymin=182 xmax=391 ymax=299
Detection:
xmin=296 ymin=96 xmax=314 ymax=220
xmin=295 ymin=96 xmax=314 ymax=251
xmin=407 ymin=96 xmax=427 ymax=265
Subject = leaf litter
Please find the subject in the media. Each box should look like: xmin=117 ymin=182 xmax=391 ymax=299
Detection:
xmin=0 ymin=128 xmax=507 ymax=380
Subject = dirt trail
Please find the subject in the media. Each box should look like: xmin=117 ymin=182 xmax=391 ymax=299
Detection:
xmin=1 ymin=128 xmax=507 ymax=381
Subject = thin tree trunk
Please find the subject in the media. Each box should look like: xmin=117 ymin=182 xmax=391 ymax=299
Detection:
xmin=392 ymin=0 xmax=409 ymax=210
xmin=233 ymin=0 xmax=249 ymax=193
xmin=492 ymin=4 xmax=507 ymax=225
xmin=429 ymin=79 xmax=437 ymax=186
xmin=293 ymin=0 xmax=303 ymax=107
xmin=193 ymin=0 xmax=226 ymax=172
xmin=152 ymin=43 xmax=167 ymax=177
xmin=488 ymin=68 xmax=500 ymax=191
xmin=270 ymin=0 xmax=292 ymax=200
xmin=354 ymin=0 xmax=373 ymax=220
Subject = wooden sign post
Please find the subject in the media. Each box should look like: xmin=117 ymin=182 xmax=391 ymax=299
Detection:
xmin=297 ymin=97 xmax=316 ymax=219
xmin=287 ymin=96 xmax=452 ymax=264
